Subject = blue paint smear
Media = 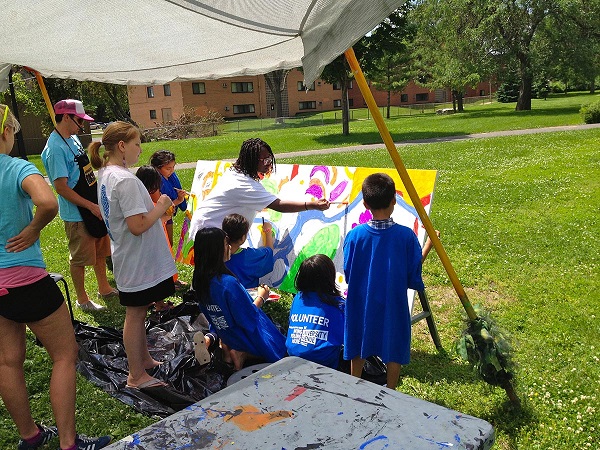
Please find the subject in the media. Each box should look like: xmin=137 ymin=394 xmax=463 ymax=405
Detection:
xmin=454 ymin=433 xmax=461 ymax=442
xmin=415 ymin=435 xmax=454 ymax=449
xmin=359 ymin=435 xmax=389 ymax=449
xmin=337 ymin=411 xmax=344 ymax=415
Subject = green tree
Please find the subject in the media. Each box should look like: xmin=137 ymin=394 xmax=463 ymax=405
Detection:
xmin=410 ymin=0 xmax=493 ymax=112
xmin=363 ymin=6 xmax=415 ymax=118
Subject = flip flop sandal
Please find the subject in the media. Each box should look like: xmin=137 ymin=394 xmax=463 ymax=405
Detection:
xmin=193 ymin=331 xmax=211 ymax=366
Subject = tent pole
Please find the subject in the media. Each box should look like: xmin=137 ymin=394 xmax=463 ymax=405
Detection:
xmin=26 ymin=68 xmax=56 ymax=127
xmin=344 ymin=47 xmax=476 ymax=321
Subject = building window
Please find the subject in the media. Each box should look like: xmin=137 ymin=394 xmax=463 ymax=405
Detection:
xmin=297 ymin=81 xmax=315 ymax=91
xmin=192 ymin=82 xmax=206 ymax=94
xmin=233 ymin=104 xmax=255 ymax=114
xmin=348 ymin=81 xmax=353 ymax=89
xmin=480 ymin=89 xmax=486 ymax=96
xmin=416 ymin=93 xmax=429 ymax=102
xmin=400 ymin=94 xmax=408 ymax=103
xmin=231 ymin=82 xmax=253 ymax=93
xmin=163 ymin=84 xmax=171 ymax=96
xmin=146 ymin=86 xmax=154 ymax=98
xmin=333 ymin=81 xmax=342 ymax=90
xmin=149 ymin=109 xmax=157 ymax=119
xmin=348 ymin=98 xmax=354 ymax=107
xmin=333 ymin=99 xmax=342 ymax=107
xmin=299 ymin=101 xmax=316 ymax=110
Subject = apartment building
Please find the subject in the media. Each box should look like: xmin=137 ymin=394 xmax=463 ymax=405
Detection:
xmin=128 ymin=68 xmax=495 ymax=127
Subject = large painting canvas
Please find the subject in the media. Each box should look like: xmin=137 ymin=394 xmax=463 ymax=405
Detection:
xmin=176 ymin=161 xmax=437 ymax=311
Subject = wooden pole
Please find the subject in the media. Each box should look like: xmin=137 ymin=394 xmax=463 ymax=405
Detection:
xmin=25 ymin=68 xmax=56 ymax=127
xmin=344 ymin=47 xmax=476 ymax=321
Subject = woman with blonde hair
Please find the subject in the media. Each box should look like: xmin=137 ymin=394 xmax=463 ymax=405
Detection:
xmin=0 ymin=105 xmax=110 ymax=450
xmin=89 ymin=121 xmax=176 ymax=389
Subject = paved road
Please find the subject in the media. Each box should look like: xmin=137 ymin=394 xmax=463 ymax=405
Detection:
xmin=173 ymin=122 xmax=600 ymax=170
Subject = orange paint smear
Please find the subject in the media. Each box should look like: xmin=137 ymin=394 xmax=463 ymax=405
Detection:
xmin=222 ymin=405 xmax=293 ymax=431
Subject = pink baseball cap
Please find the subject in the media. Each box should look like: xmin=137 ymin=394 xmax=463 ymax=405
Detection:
xmin=53 ymin=99 xmax=94 ymax=121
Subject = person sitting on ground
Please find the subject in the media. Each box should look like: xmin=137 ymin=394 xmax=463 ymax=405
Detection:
xmin=192 ymin=227 xmax=286 ymax=371
xmin=0 ymin=104 xmax=111 ymax=450
xmin=343 ymin=172 xmax=425 ymax=390
xmin=221 ymin=213 xmax=274 ymax=290
xmin=286 ymin=254 xmax=345 ymax=369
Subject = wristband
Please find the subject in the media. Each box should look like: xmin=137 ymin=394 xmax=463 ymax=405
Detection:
xmin=256 ymin=295 xmax=265 ymax=306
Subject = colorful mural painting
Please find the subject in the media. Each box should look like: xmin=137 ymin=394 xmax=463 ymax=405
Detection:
xmin=176 ymin=161 xmax=437 ymax=302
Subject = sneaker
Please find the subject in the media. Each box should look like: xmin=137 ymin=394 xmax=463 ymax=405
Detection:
xmin=97 ymin=289 xmax=119 ymax=300
xmin=74 ymin=434 xmax=112 ymax=450
xmin=77 ymin=300 xmax=106 ymax=312
xmin=17 ymin=424 xmax=58 ymax=450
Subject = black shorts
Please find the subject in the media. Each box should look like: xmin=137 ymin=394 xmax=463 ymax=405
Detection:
xmin=0 ymin=275 xmax=65 ymax=323
xmin=119 ymin=277 xmax=175 ymax=307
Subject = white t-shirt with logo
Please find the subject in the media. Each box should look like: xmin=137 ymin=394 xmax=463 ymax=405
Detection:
xmin=189 ymin=169 xmax=277 ymax=239
xmin=97 ymin=165 xmax=176 ymax=292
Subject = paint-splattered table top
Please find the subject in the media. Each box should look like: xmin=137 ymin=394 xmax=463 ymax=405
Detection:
xmin=106 ymin=357 xmax=494 ymax=449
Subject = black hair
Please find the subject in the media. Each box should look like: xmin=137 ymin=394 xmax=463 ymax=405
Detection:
xmin=222 ymin=213 xmax=250 ymax=243
xmin=135 ymin=165 xmax=162 ymax=194
xmin=294 ymin=254 xmax=341 ymax=306
xmin=150 ymin=149 xmax=176 ymax=168
xmin=55 ymin=114 xmax=65 ymax=123
xmin=362 ymin=173 xmax=396 ymax=210
xmin=232 ymin=138 xmax=276 ymax=180
xmin=192 ymin=227 xmax=234 ymax=304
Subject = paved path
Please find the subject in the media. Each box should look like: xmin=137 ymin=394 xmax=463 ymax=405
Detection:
xmin=173 ymin=123 xmax=600 ymax=170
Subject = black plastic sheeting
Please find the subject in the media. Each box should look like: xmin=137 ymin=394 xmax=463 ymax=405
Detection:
xmin=74 ymin=302 xmax=229 ymax=418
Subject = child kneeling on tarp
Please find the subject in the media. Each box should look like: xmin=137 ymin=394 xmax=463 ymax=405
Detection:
xmin=192 ymin=227 xmax=286 ymax=371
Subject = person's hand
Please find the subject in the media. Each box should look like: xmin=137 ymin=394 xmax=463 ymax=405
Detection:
xmin=157 ymin=194 xmax=173 ymax=214
xmin=262 ymin=221 xmax=273 ymax=235
xmin=89 ymin=202 xmax=103 ymax=220
xmin=257 ymin=284 xmax=270 ymax=299
xmin=174 ymin=188 xmax=187 ymax=206
xmin=312 ymin=198 xmax=330 ymax=210
xmin=5 ymin=225 xmax=40 ymax=253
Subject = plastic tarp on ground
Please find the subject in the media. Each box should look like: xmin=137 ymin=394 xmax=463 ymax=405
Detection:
xmin=0 ymin=0 xmax=401 ymax=87
xmin=75 ymin=303 xmax=228 ymax=418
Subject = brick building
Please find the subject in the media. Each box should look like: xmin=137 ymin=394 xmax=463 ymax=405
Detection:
xmin=128 ymin=68 xmax=495 ymax=127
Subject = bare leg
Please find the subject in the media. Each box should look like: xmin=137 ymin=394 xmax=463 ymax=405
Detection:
xmin=386 ymin=362 xmax=402 ymax=390
xmin=70 ymin=264 xmax=89 ymax=304
xmin=93 ymin=256 xmax=114 ymax=296
xmin=124 ymin=305 xmax=160 ymax=387
xmin=29 ymin=304 xmax=78 ymax=449
xmin=350 ymin=356 xmax=366 ymax=379
xmin=220 ymin=342 xmax=247 ymax=371
xmin=0 ymin=316 xmax=38 ymax=441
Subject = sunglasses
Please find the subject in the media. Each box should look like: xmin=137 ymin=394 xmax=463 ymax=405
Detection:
xmin=258 ymin=156 xmax=273 ymax=165
xmin=71 ymin=115 xmax=85 ymax=126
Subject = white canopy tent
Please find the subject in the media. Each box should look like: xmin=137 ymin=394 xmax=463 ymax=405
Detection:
xmin=0 ymin=0 xmax=478 ymax=327
xmin=0 ymin=0 xmax=400 ymax=86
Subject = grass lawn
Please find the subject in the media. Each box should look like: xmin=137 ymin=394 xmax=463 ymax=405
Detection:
xmin=1 ymin=93 xmax=599 ymax=448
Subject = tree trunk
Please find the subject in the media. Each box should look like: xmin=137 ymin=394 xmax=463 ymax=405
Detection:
xmin=264 ymin=70 xmax=288 ymax=124
xmin=341 ymin=75 xmax=350 ymax=136
xmin=456 ymin=92 xmax=464 ymax=112
xmin=516 ymin=55 xmax=533 ymax=111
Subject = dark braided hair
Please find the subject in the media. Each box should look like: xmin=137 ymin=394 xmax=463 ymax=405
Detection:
xmin=232 ymin=138 xmax=276 ymax=180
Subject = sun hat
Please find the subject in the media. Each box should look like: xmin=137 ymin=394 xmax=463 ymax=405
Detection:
xmin=53 ymin=99 xmax=94 ymax=121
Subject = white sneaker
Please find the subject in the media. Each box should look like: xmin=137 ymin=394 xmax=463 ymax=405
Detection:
xmin=77 ymin=300 xmax=106 ymax=311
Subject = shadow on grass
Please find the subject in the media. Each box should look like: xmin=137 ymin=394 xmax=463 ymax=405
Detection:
xmin=403 ymin=348 xmax=479 ymax=386
xmin=489 ymin=396 xmax=538 ymax=449
xmin=312 ymin=130 xmax=470 ymax=148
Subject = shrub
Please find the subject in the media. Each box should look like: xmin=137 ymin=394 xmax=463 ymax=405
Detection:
xmin=141 ymin=107 xmax=225 ymax=141
xmin=580 ymin=100 xmax=600 ymax=124
xmin=496 ymin=80 xmax=519 ymax=103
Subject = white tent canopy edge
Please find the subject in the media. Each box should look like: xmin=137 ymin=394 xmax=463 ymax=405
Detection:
xmin=0 ymin=0 xmax=401 ymax=87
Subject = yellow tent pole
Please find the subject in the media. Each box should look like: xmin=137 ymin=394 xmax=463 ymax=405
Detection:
xmin=26 ymin=68 xmax=56 ymax=127
xmin=344 ymin=47 xmax=476 ymax=321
